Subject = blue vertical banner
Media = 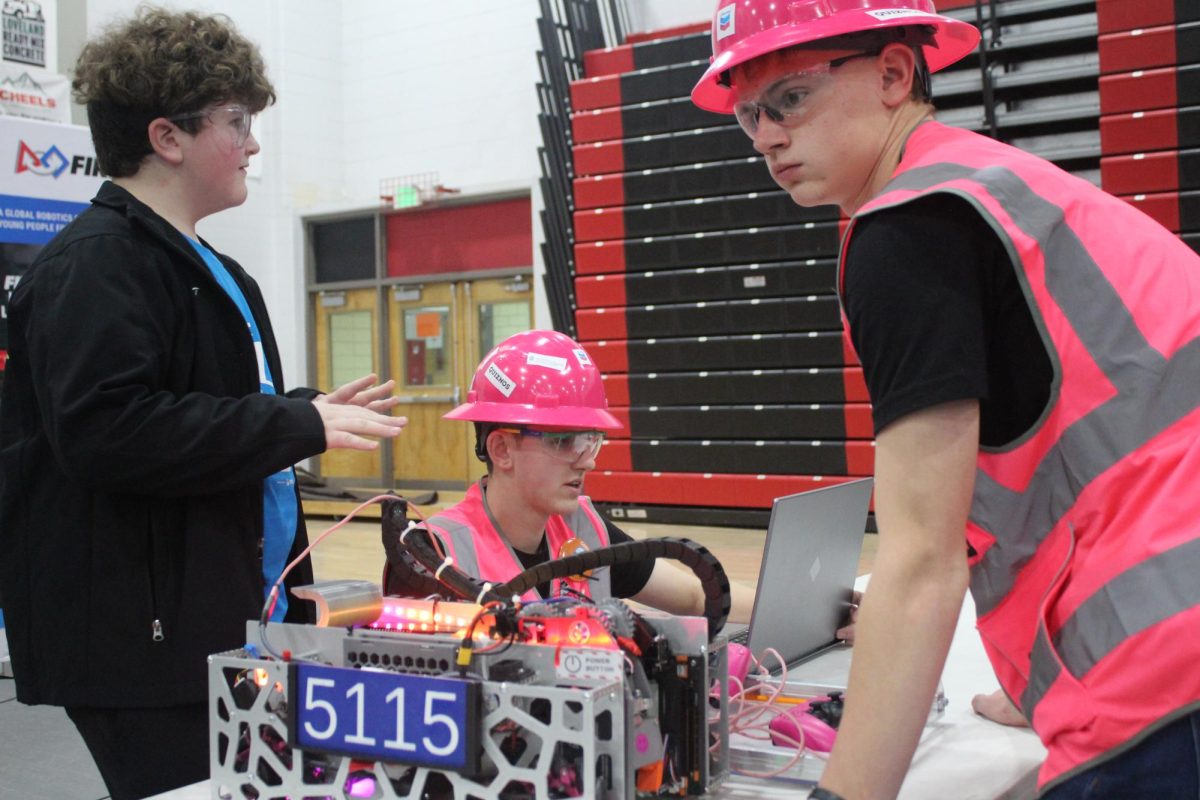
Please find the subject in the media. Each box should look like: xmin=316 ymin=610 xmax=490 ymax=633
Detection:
xmin=0 ymin=118 xmax=101 ymax=650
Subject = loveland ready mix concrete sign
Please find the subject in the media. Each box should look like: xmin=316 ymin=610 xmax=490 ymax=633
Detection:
xmin=2 ymin=0 xmax=54 ymax=69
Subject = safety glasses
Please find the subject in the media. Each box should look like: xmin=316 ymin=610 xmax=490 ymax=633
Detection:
xmin=169 ymin=104 xmax=255 ymax=148
xmin=732 ymin=51 xmax=877 ymax=137
xmin=498 ymin=428 xmax=606 ymax=463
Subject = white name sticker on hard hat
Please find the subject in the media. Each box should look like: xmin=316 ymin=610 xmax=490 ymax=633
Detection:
xmin=573 ymin=348 xmax=593 ymax=367
xmin=527 ymin=352 xmax=568 ymax=371
xmin=486 ymin=363 xmax=517 ymax=397
xmin=716 ymin=4 xmax=735 ymax=40
xmin=866 ymin=9 xmax=929 ymax=19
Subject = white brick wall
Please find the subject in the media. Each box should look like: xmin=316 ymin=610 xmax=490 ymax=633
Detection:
xmin=340 ymin=1 xmax=542 ymax=199
xmin=628 ymin=0 xmax=711 ymax=32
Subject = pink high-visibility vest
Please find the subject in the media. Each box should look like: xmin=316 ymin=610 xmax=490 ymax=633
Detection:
xmin=422 ymin=479 xmax=612 ymax=603
xmin=840 ymin=121 xmax=1200 ymax=789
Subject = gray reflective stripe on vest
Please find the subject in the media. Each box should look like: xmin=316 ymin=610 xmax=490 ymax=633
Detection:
xmin=424 ymin=516 xmax=483 ymax=581
xmin=858 ymin=162 xmax=1200 ymax=713
xmin=1021 ymin=536 xmax=1200 ymax=714
xmin=426 ymin=503 xmax=613 ymax=601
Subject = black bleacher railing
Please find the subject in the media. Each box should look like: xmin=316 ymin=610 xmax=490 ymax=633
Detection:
xmin=939 ymin=0 xmax=1102 ymax=179
xmin=536 ymin=0 xmax=629 ymax=337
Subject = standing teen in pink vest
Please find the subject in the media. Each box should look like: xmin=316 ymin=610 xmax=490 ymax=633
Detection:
xmin=692 ymin=2 xmax=1200 ymax=798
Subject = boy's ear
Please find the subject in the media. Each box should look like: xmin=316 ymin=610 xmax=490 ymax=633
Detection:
xmin=877 ymin=42 xmax=917 ymax=106
xmin=487 ymin=429 xmax=517 ymax=470
xmin=146 ymin=117 xmax=186 ymax=165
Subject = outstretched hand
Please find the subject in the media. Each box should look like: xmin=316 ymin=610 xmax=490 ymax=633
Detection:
xmin=830 ymin=591 xmax=1029 ymax=729
xmin=315 ymin=374 xmax=402 ymax=413
xmin=312 ymin=374 xmax=407 ymax=451
xmin=971 ymin=688 xmax=1030 ymax=727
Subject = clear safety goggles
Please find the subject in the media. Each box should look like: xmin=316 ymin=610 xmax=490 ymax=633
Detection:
xmin=732 ymin=51 xmax=876 ymax=137
xmin=169 ymin=104 xmax=255 ymax=148
xmin=499 ymin=427 xmax=606 ymax=462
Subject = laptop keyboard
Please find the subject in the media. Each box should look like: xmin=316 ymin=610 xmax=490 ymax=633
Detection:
xmin=728 ymin=628 xmax=750 ymax=645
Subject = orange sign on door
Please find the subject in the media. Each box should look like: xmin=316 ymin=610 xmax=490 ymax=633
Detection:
xmin=415 ymin=312 xmax=441 ymax=339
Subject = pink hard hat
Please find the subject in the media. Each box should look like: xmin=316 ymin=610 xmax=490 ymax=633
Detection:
xmin=691 ymin=0 xmax=981 ymax=113
xmin=444 ymin=330 xmax=622 ymax=430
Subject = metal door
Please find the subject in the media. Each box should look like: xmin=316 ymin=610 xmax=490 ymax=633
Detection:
xmin=312 ymin=288 xmax=383 ymax=483
xmin=389 ymin=275 xmax=532 ymax=488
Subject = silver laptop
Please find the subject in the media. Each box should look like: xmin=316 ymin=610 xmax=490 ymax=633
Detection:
xmin=725 ymin=478 xmax=873 ymax=670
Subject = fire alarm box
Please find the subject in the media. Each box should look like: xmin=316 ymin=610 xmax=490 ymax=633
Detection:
xmin=406 ymin=340 xmax=426 ymax=385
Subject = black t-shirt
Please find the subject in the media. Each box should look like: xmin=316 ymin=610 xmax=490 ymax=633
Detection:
xmin=842 ymin=193 xmax=1053 ymax=445
xmin=514 ymin=519 xmax=655 ymax=600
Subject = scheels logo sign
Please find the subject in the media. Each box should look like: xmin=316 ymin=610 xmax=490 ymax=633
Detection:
xmin=15 ymin=140 xmax=102 ymax=179
xmin=0 ymin=70 xmax=55 ymax=110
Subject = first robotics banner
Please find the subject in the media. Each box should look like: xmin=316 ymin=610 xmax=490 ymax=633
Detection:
xmin=0 ymin=117 xmax=101 ymax=363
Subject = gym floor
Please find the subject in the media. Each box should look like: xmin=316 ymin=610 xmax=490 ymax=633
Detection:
xmin=0 ymin=499 xmax=878 ymax=799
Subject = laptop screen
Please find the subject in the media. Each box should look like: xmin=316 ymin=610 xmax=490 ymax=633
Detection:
xmin=743 ymin=478 xmax=873 ymax=666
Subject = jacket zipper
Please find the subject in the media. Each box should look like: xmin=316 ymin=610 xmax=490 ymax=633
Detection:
xmin=147 ymin=522 xmax=165 ymax=642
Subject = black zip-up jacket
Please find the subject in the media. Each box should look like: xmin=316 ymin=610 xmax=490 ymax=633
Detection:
xmin=0 ymin=182 xmax=327 ymax=707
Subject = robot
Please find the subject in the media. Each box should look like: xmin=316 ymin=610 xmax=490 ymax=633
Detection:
xmin=208 ymin=498 xmax=734 ymax=800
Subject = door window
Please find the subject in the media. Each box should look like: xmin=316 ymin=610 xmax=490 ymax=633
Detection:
xmin=329 ymin=310 xmax=374 ymax=387
xmin=478 ymin=300 xmax=531 ymax=358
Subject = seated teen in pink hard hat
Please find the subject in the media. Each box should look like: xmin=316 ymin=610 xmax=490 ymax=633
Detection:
xmin=389 ymin=329 xmax=753 ymax=621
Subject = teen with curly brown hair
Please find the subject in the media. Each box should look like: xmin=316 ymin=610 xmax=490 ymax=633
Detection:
xmin=0 ymin=8 xmax=406 ymax=798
